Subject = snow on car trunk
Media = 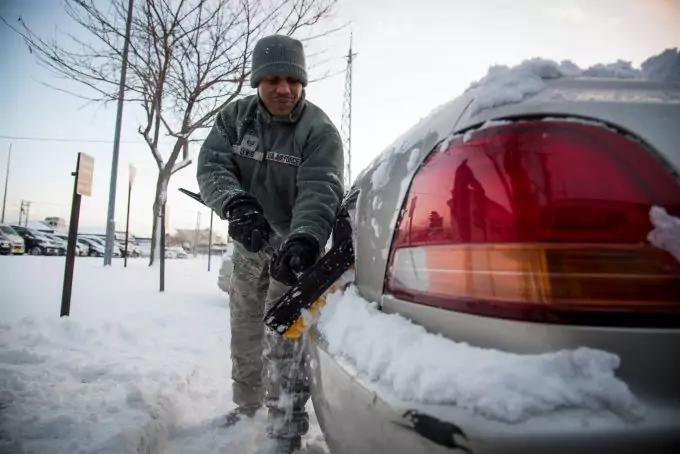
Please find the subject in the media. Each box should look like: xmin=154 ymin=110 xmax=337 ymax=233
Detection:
xmin=649 ymin=206 xmax=680 ymax=263
xmin=0 ymin=256 xmax=327 ymax=454
xmin=316 ymin=281 xmax=645 ymax=425
xmin=463 ymin=48 xmax=680 ymax=116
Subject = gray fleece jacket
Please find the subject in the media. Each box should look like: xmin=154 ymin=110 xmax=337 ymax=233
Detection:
xmin=196 ymin=92 xmax=345 ymax=247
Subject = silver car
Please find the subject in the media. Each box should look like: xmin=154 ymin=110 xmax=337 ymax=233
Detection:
xmin=308 ymin=64 xmax=680 ymax=452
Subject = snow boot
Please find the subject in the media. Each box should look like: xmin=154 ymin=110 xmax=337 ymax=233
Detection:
xmin=254 ymin=436 xmax=302 ymax=454
xmin=221 ymin=404 xmax=261 ymax=428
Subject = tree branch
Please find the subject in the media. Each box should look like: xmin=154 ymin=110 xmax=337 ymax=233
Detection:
xmin=2 ymin=0 xmax=339 ymax=255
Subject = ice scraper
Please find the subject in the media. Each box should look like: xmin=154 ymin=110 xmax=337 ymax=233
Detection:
xmin=178 ymin=187 xmax=356 ymax=338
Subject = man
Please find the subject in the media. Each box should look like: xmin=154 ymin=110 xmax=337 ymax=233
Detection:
xmin=196 ymin=34 xmax=344 ymax=453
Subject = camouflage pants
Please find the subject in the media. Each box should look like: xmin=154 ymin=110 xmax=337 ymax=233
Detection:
xmin=229 ymin=241 xmax=310 ymax=439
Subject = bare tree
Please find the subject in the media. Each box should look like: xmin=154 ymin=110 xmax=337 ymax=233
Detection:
xmin=2 ymin=0 xmax=341 ymax=264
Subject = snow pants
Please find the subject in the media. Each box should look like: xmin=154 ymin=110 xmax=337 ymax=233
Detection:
xmin=229 ymin=241 xmax=310 ymax=439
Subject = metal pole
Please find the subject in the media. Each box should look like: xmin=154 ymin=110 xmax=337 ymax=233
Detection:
xmin=61 ymin=154 xmax=83 ymax=317
xmin=208 ymin=210 xmax=213 ymax=271
xmin=24 ymin=201 xmax=30 ymax=227
xmin=1 ymin=143 xmax=11 ymax=223
xmin=104 ymin=0 xmax=135 ymax=266
xmin=160 ymin=204 xmax=166 ymax=292
xmin=123 ymin=180 xmax=132 ymax=267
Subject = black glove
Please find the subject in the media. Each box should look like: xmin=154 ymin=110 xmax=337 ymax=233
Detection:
xmin=227 ymin=203 xmax=270 ymax=253
xmin=270 ymin=234 xmax=319 ymax=286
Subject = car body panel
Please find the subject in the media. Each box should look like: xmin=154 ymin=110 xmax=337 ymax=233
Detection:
xmin=310 ymin=76 xmax=680 ymax=453
xmin=309 ymin=331 xmax=680 ymax=454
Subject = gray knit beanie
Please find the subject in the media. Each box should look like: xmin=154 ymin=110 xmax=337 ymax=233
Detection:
xmin=250 ymin=35 xmax=308 ymax=88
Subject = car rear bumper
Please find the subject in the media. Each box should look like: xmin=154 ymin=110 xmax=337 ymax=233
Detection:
xmin=308 ymin=330 xmax=680 ymax=454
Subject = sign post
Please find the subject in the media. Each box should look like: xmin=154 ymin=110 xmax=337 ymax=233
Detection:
xmin=124 ymin=164 xmax=136 ymax=267
xmin=61 ymin=152 xmax=94 ymax=317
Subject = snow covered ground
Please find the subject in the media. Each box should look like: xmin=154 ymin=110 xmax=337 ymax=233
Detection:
xmin=0 ymin=256 xmax=327 ymax=454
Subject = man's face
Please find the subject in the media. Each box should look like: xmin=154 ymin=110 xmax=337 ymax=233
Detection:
xmin=258 ymin=76 xmax=303 ymax=117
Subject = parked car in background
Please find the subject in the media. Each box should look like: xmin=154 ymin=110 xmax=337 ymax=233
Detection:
xmin=0 ymin=224 xmax=25 ymax=255
xmin=0 ymin=232 xmax=12 ymax=255
xmin=55 ymin=234 xmax=90 ymax=256
xmin=309 ymin=60 xmax=680 ymax=453
xmin=77 ymin=236 xmax=105 ymax=257
xmin=45 ymin=233 xmax=67 ymax=256
xmin=80 ymin=235 xmax=122 ymax=257
xmin=10 ymin=225 xmax=59 ymax=255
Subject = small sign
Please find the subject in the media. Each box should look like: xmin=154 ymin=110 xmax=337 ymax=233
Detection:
xmin=129 ymin=164 xmax=137 ymax=187
xmin=76 ymin=153 xmax=95 ymax=197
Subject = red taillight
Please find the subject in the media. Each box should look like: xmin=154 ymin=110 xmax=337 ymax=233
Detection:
xmin=386 ymin=119 xmax=680 ymax=327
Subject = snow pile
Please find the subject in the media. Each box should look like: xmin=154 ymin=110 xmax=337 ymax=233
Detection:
xmin=466 ymin=58 xmax=571 ymax=115
xmin=0 ymin=257 xmax=327 ymax=454
xmin=583 ymin=60 xmax=641 ymax=78
xmin=465 ymin=47 xmax=680 ymax=115
xmin=316 ymin=285 xmax=644 ymax=424
xmin=648 ymin=206 xmax=680 ymax=263
xmin=642 ymin=48 xmax=680 ymax=82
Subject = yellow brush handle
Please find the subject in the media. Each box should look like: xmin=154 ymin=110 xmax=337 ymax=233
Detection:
xmin=283 ymin=266 xmax=355 ymax=339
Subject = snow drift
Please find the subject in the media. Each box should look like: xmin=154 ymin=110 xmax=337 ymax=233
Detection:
xmin=317 ymin=284 xmax=644 ymax=425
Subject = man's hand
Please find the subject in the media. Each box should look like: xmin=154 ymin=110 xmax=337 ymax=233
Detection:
xmin=270 ymin=234 xmax=319 ymax=286
xmin=228 ymin=203 xmax=270 ymax=253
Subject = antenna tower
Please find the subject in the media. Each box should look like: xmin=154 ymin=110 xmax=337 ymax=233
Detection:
xmin=341 ymin=33 xmax=357 ymax=188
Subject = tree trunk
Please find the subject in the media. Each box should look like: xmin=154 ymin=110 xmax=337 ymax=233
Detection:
xmin=148 ymin=170 xmax=170 ymax=266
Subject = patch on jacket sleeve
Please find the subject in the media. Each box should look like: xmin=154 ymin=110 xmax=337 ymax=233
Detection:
xmin=266 ymin=151 xmax=301 ymax=167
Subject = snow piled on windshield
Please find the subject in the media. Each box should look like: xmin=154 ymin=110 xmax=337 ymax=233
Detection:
xmin=317 ymin=285 xmax=644 ymax=425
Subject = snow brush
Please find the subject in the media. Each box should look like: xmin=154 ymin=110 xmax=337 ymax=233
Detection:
xmin=178 ymin=187 xmax=357 ymax=339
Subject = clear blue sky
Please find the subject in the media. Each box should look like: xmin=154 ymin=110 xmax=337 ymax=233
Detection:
xmin=0 ymin=0 xmax=678 ymax=237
